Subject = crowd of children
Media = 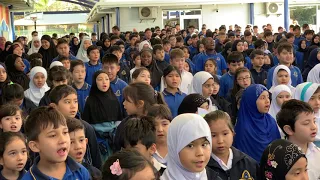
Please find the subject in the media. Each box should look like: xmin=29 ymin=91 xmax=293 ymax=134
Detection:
xmin=0 ymin=23 xmax=320 ymax=179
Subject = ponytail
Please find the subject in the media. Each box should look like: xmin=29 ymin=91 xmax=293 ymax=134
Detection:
xmin=154 ymin=90 xmax=166 ymax=105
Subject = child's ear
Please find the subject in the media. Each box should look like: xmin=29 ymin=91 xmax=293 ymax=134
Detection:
xmin=49 ymin=103 xmax=57 ymax=109
xmin=85 ymin=138 xmax=88 ymax=145
xmin=137 ymin=100 xmax=145 ymax=109
xmin=149 ymin=143 xmax=157 ymax=155
xmin=0 ymin=157 xmax=3 ymax=165
xmin=28 ymin=141 xmax=40 ymax=153
xmin=283 ymin=125 xmax=294 ymax=136
xmin=116 ymin=65 xmax=120 ymax=72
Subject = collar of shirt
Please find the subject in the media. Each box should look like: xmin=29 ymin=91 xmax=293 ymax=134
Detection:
xmin=87 ymin=61 xmax=101 ymax=66
xmin=163 ymin=88 xmax=182 ymax=96
xmin=307 ymin=142 xmax=320 ymax=156
xmin=211 ymin=148 xmax=233 ymax=171
xmin=72 ymin=82 xmax=90 ymax=90
xmin=110 ymin=76 xmax=119 ymax=84
xmin=152 ymin=157 xmax=167 ymax=171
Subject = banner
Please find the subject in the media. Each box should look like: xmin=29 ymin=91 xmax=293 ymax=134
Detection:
xmin=0 ymin=4 xmax=10 ymax=37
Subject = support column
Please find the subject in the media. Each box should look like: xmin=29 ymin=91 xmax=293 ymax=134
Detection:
xmin=249 ymin=3 xmax=254 ymax=25
xmin=10 ymin=11 xmax=15 ymax=40
xmin=116 ymin=7 xmax=120 ymax=27
xmin=106 ymin=14 xmax=110 ymax=34
xmin=102 ymin=17 xmax=105 ymax=32
xmin=284 ymin=0 xmax=289 ymax=31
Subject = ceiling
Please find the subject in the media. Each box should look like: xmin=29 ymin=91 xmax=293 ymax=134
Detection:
xmin=1 ymin=0 xmax=34 ymax=11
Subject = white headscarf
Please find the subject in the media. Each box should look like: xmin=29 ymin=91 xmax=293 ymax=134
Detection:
xmin=27 ymin=36 xmax=41 ymax=55
xmin=24 ymin=66 xmax=50 ymax=106
xmin=294 ymin=82 xmax=320 ymax=102
xmin=138 ymin=40 xmax=152 ymax=52
xmin=76 ymin=36 xmax=91 ymax=63
xmin=49 ymin=61 xmax=63 ymax=69
xmin=269 ymin=65 xmax=295 ymax=93
xmin=269 ymin=85 xmax=292 ymax=119
xmin=307 ymin=64 xmax=320 ymax=83
xmin=161 ymin=113 xmax=211 ymax=180
xmin=192 ymin=71 xmax=217 ymax=112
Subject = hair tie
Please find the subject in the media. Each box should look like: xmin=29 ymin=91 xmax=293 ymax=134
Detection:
xmin=110 ymin=159 xmax=122 ymax=176
xmin=154 ymin=90 xmax=158 ymax=98
xmin=8 ymin=82 xmax=14 ymax=85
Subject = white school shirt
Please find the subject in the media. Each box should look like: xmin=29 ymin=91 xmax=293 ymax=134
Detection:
xmin=153 ymin=150 xmax=167 ymax=165
xmin=160 ymin=70 xmax=193 ymax=95
xmin=211 ymin=148 xmax=233 ymax=171
xmin=306 ymin=143 xmax=320 ymax=180
xmin=153 ymin=157 xmax=167 ymax=171
xmin=315 ymin=112 xmax=320 ymax=141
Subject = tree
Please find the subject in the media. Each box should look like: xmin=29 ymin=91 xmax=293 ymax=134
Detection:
xmin=290 ymin=6 xmax=316 ymax=25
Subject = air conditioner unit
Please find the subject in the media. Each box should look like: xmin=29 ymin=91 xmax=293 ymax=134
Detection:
xmin=139 ymin=7 xmax=157 ymax=19
xmin=266 ymin=2 xmax=283 ymax=15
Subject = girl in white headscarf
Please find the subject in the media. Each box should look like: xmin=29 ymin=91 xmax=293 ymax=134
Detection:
xmin=24 ymin=66 xmax=50 ymax=106
xmin=192 ymin=71 xmax=218 ymax=112
xmin=307 ymin=63 xmax=320 ymax=83
xmin=269 ymin=65 xmax=295 ymax=94
xmin=27 ymin=36 xmax=41 ymax=55
xmin=76 ymin=36 xmax=92 ymax=62
xmin=161 ymin=113 xmax=221 ymax=180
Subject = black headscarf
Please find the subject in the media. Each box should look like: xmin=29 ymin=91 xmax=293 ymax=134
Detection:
xmin=178 ymin=93 xmax=209 ymax=115
xmin=0 ymin=62 xmax=10 ymax=95
xmin=4 ymin=54 xmax=29 ymax=90
xmin=70 ymin=37 xmax=80 ymax=56
xmin=82 ymin=70 xmax=122 ymax=124
xmin=38 ymin=35 xmax=58 ymax=69
xmin=140 ymin=48 xmax=163 ymax=88
xmin=101 ymin=36 xmax=111 ymax=52
xmin=0 ymin=41 xmax=12 ymax=62
xmin=260 ymin=139 xmax=306 ymax=180
xmin=311 ymin=34 xmax=320 ymax=47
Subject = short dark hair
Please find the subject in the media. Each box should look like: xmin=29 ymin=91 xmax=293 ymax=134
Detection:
xmin=48 ymin=66 xmax=70 ymax=84
xmin=162 ymin=39 xmax=170 ymax=45
xmin=250 ymin=49 xmax=265 ymax=59
xmin=285 ymin=32 xmax=294 ymax=39
xmin=304 ymin=29 xmax=313 ymax=35
xmin=302 ymin=24 xmax=309 ymax=29
xmin=66 ymin=117 xmax=84 ymax=133
xmin=87 ymin=45 xmax=99 ymax=56
xmin=102 ymin=53 xmax=119 ymax=65
xmin=147 ymin=104 xmax=172 ymax=122
xmin=56 ymin=38 xmax=68 ymax=47
xmin=49 ymin=85 xmax=77 ymax=105
xmin=29 ymin=54 xmax=43 ymax=68
xmin=129 ymin=34 xmax=138 ymax=40
xmin=254 ymin=39 xmax=265 ymax=49
xmin=227 ymin=51 xmax=244 ymax=64
xmin=31 ymin=31 xmax=38 ymax=36
xmin=289 ymin=25 xmax=295 ymax=29
xmin=277 ymin=43 xmax=293 ymax=54
xmin=109 ymin=45 xmax=121 ymax=54
xmin=293 ymin=25 xmax=300 ymax=31
xmin=29 ymin=53 xmax=42 ymax=61
xmin=112 ymin=26 xmax=120 ymax=31
xmin=0 ymin=104 xmax=22 ymax=121
xmin=264 ymin=30 xmax=273 ymax=38
xmin=1 ymin=83 xmax=24 ymax=103
xmin=277 ymin=99 xmax=314 ymax=137
xmin=0 ymin=132 xmax=26 ymax=158
xmin=244 ymin=30 xmax=252 ymax=37
xmin=58 ymin=56 xmax=70 ymax=63
xmin=24 ymin=106 xmax=67 ymax=141
xmin=70 ymin=60 xmax=85 ymax=73
xmin=110 ymin=35 xmax=120 ymax=41
xmin=152 ymin=44 xmax=163 ymax=54
xmin=91 ymin=32 xmax=97 ymax=36
xmin=145 ymin=28 xmax=151 ymax=33
xmin=123 ymin=116 xmax=156 ymax=149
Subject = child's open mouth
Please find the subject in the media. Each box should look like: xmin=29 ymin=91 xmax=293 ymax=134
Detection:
xmin=57 ymin=147 xmax=68 ymax=157
xmin=10 ymin=125 xmax=17 ymax=130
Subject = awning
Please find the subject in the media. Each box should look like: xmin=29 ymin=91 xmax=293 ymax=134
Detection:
xmin=1 ymin=0 xmax=34 ymax=11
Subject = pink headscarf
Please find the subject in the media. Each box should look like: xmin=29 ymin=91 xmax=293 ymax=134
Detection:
xmin=0 ymin=37 xmax=6 ymax=51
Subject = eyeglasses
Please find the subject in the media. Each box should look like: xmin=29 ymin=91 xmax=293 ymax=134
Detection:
xmin=237 ymin=76 xmax=251 ymax=81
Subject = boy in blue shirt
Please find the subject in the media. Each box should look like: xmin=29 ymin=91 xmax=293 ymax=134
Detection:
xmin=266 ymin=43 xmax=303 ymax=89
xmin=188 ymin=34 xmax=199 ymax=59
xmin=85 ymin=45 xmax=102 ymax=85
xmin=293 ymin=25 xmax=304 ymax=46
xmin=153 ymin=44 xmax=169 ymax=71
xmin=304 ymin=30 xmax=314 ymax=47
xmin=163 ymin=39 xmax=171 ymax=63
xmin=70 ymin=60 xmax=91 ymax=114
xmin=102 ymin=54 xmax=128 ymax=115
xmin=249 ymin=50 xmax=267 ymax=86
xmin=22 ymin=107 xmax=90 ymax=179
xmin=219 ymin=51 xmax=245 ymax=98
xmin=195 ymin=37 xmax=227 ymax=76
xmin=52 ymin=39 xmax=78 ymax=62
xmin=110 ymin=45 xmax=131 ymax=83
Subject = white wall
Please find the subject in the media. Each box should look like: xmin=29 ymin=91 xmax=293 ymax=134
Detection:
xmin=253 ymin=3 xmax=284 ymax=32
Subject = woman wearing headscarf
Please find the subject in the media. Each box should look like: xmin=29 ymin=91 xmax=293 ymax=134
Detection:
xmin=296 ymin=39 xmax=308 ymax=71
xmin=0 ymin=62 xmax=11 ymax=95
xmin=24 ymin=66 xmax=50 ymax=106
xmin=7 ymin=42 xmax=31 ymax=74
xmin=269 ymin=85 xmax=292 ymax=120
xmin=5 ymin=54 xmax=30 ymax=90
xmin=311 ymin=34 xmax=320 ymax=47
xmin=161 ymin=113 xmax=221 ymax=180
xmin=27 ymin=36 xmax=41 ymax=55
xmin=70 ymin=36 xmax=80 ymax=56
xmin=307 ymin=63 xmax=320 ymax=83
xmin=76 ymin=36 xmax=92 ymax=63
xmin=38 ymin=35 xmax=58 ymax=69
xmin=231 ymin=40 xmax=252 ymax=69
xmin=177 ymin=93 xmax=209 ymax=115
xmin=0 ymin=37 xmax=6 ymax=51
xmin=0 ymin=41 xmax=12 ymax=62
xmin=234 ymin=84 xmax=280 ymax=162
xmin=260 ymin=139 xmax=307 ymax=180
xmin=302 ymin=47 xmax=320 ymax=81
xmin=269 ymin=65 xmax=295 ymax=94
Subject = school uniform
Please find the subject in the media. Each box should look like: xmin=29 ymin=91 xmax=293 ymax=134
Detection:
xmin=153 ymin=150 xmax=167 ymax=166
xmin=250 ymin=68 xmax=267 ymax=86
xmin=162 ymin=89 xmax=187 ymax=118
xmin=156 ymin=60 xmax=170 ymax=72
xmin=207 ymin=147 xmax=258 ymax=180
xmin=267 ymin=42 xmax=275 ymax=53
xmin=110 ymin=77 xmax=128 ymax=116
xmin=244 ymin=56 xmax=252 ymax=69
xmin=294 ymin=35 xmax=305 ymax=46
xmin=21 ymin=156 xmax=90 ymax=180
xmin=38 ymin=90 xmax=51 ymax=107
xmin=52 ymin=54 xmax=78 ymax=63
xmin=306 ymin=143 xmax=320 ymax=180
xmin=215 ymin=40 xmax=224 ymax=53
xmin=219 ymin=72 xmax=234 ymax=98
xmin=85 ymin=61 xmax=102 ymax=85
xmin=188 ymin=45 xmax=198 ymax=59
xmin=0 ymin=167 xmax=26 ymax=180
xmin=195 ymin=52 xmax=227 ymax=75
xmin=23 ymin=58 xmax=30 ymax=74
xmin=180 ymin=70 xmax=193 ymax=95
xmin=266 ymin=65 xmax=303 ymax=89
xmin=117 ymin=62 xmax=131 ymax=84
xmin=82 ymin=161 xmax=102 ymax=180
xmin=20 ymin=97 xmax=37 ymax=117
xmin=72 ymin=83 xmax=91 ymax=114
xmin=153 ymin=157 xmax=167 ymax=176
xmin=164 ymin=52 xmax=170 ymax=63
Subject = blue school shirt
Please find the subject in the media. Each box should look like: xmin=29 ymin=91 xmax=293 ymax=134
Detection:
xmin=294 ymin=36 xmax=305 ymax=46
xmin=164 ymin=53 xmax=170 ymax=63
xmin=162 ymin=89 xmax=186 ymax=118
xmin=188 ymin=45 xmax=198 ymax=59
xmin=266 ymin=65 xmax=303 ymax=89
xmin=245 ymin=56 xmax=252 ymax=69
xmin=248 ymin=44 xmax=255 ymax=49
xmin=22 ymin=156 xmax=90 ymax=180
xmin=52 ymin=54 xmax=78 ymax=62
xmin=72 ymin=83 xmax=91 ymax=114
xmin=195 ymin=52 xmax=227 ymax=76
xmin=23 ymin=59 xmax=30 ymax=74
xmin=110 ymin=77 xmax=128 ymax=113
xmin=306 ymin=40 xmax=312 ymax=47
xmin=218 ymin=72 xmax=234 ymax=98
xmin=85 ymin=62 xmax=102 ymax=85
xmin=186 ymin=58 xmax=195 ymax=74
xmin=295 ymin=51 xmax=304 ymax=71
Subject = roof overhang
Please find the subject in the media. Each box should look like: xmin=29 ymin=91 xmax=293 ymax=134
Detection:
xmin=1 ymin=0 xmax=34 ymax=12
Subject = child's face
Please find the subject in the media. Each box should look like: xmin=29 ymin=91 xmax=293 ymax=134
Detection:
xmin=52 ymin=79 xmax=68 ymax=88
xmin=96 ymin=73 xmax=110 ymax=92
xmin=119 ymin=45 xmax=125 ymax=53
xmin=243 ymin=42 xmax=248 ymax=51
xmin=14 ymin=57 xmax=25 ymax=72
xmin=57 ymin=93 xmax=78 ymax=118
xmin=252 ymin=55 xmax=265 ymax=68
xmin=61 ymin=60 xmax=71 ymax=70
xmin=265 ymin=35 xmax=273 ymax=43
xmin=33 ymin=72 xmax=46 ymax=88
xmin=202 ymin=78 xmax=214 ymax=98
xmin=0 ymin=138 xmax=27 ymax=173
xmin=134 ymin=70 xmax=151 ymax=85
xmin=141 ymin=51 xmax=153 ymax=67
xmin=300 ymin=41 xmax=307 ymax=49
xmin=199 ymin=102 xmax=209 ymax=111
xmin=228 ymin=61 xmax=244 ymax=74
xmin=102 ymin=63 xmax=120 ymax=81
xmin=72 ymin=65 xmax=86 ymax=84
xmin=133 ymin=55 xmax=141 ymax=67
xmin=0 ymin=111 xmax=22 ymax=132
xmin=155 ymin=118 xmax=170 ymax=144
xmin=130 ymin=165 xmax=155 ymax=180
xmin=256 ymin=91 xmax=270 ymax=114
xmin=155 ymin=49 xmax=165 ymax=61
xmin=0 ymin=68 xmax=7 ymax=82
xmin=277 ymin=49 xmax=293 ymax=65
xmin=69 ymin=129 xmax=88 ymax=163
xmin=244 ymin=35 xmax=252 ymax=43
xmin=163 ymin=44 xmax=171 ymax=52
xmin=288 ymin=112 xmax=317 ymax=143
xmin=183 ymin=62 xmax=190 ymax=72
xmin=314 ymin=36 xmax=320 ymax=44
xmin=179 ymin=137 xmax=210 ymax=173
xmin=264 ymin=55 xmax=271 ymax=65
xmin=205 ymin=60 xmax=217 ymax=75
xmin=169 ymin=37 xmax=177 ymax=47
xmin=104 ymin=39 xmax=110 ymax=47
xmin=199 ymin=44 xmax=205 ymax=53
xmin=212 ymin=81 xmax=220 ymax=95
xmin=209 ymin=119 xmax=234 ymax=157
xmin=164 ymin=70 xmax=181 ymax=89
xmin=308 ymin=91 xmax=320 ymax=113
xmin=183 ymin=48 xmax=190 ymax=59
xmin=276 ymin=70 xmax=290 ymax=85
xmin=83 ymin=40 xmax=91 ymax=50
xmin=57 ymin=43 xmax=70 ymax=57
xmin=306 ymin=34 xmax=313 ymax=40
xmin=288 ymin=37 xmax=295 ymax=44
xmin=33 ymin=40 xmax=41 ymax=48
xmin=112 ymin=50 xmax=123 ymax=61
xmin=123 ymin=97 xmax=139 ymax=115
xmin=41 ymin=40 xmax=50 ymax=50
xmin=89 ymin=49 xmax=100 ymax=62
xmin=285 ymin=157 xmax=308 ymax=180
xmin=170 ymin=57 xmax=185 ymax=72
xmin=30 ymin=124 xmax=70 ymax=164
xmin=236 ymin=72 xmax=251 ymax=89
xmin=276 ymin=91 xmax=291 ymax=107
xmin=236 ymin=42 xmax=244 ymax=52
